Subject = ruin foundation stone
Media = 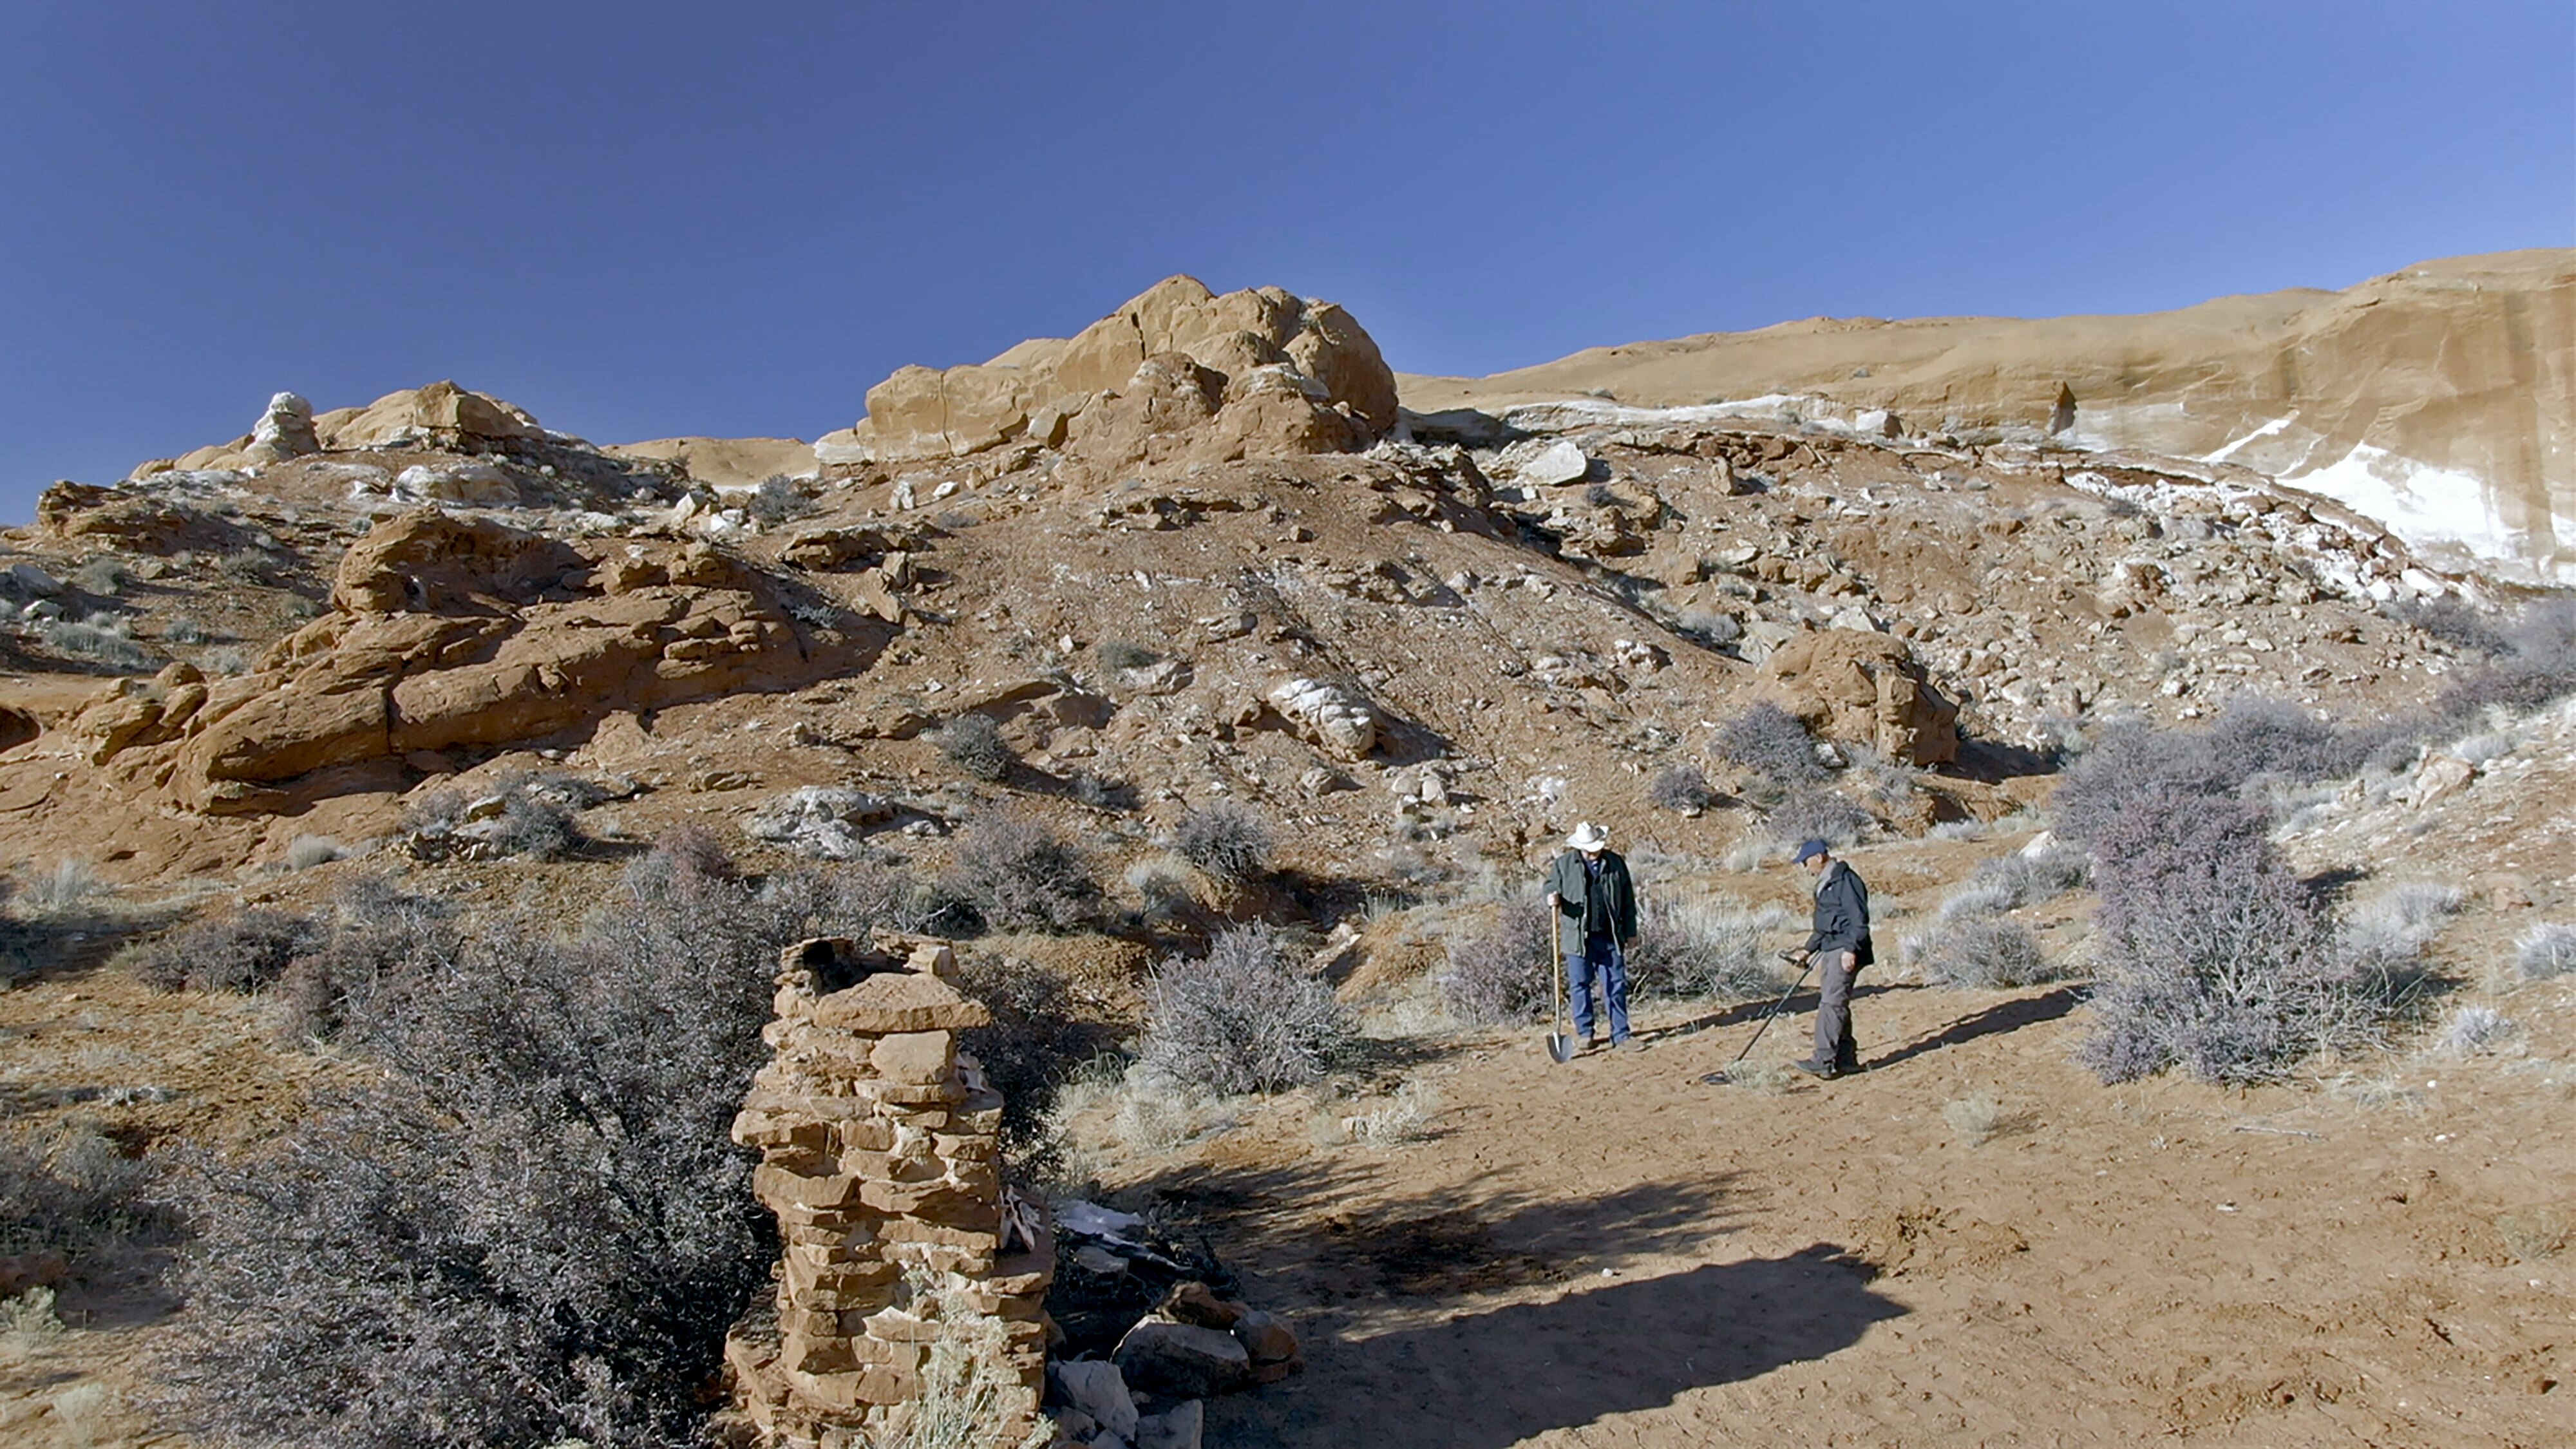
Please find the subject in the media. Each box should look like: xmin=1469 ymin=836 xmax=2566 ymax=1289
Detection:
xmin=726 ymin=936 xmax=1054 ymax=1449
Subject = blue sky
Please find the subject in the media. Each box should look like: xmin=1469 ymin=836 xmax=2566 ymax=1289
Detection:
xmin=3 ymin=1 xmax=2568 ymax=520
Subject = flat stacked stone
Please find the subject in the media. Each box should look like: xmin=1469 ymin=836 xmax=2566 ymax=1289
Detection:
xmin=725 ymin=936 xmax=1054 ymax=1449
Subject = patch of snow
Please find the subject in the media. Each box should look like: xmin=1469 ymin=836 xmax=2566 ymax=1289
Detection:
xmin=2201 ymin=415 xmax=2297 ymax=464
xmin=2286 ymin=443 xmax=2573 ymax=585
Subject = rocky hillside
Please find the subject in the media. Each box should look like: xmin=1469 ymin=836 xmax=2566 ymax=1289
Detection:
xmin=1404 ymin=249 xmax=2575 ymax=585
xmin=3 ymin=269 xmax=2573 ymax=1449
xmin=0 ymin=274 xmax=2516 ymax=886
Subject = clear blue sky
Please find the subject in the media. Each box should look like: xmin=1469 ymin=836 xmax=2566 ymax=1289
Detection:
xmin=3 ymin=1 xmax=2568 ymax=521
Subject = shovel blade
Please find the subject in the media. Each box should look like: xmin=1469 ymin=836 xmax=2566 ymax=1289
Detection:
xmin=1547 ymin=1033 xmax=1577 ymax=1063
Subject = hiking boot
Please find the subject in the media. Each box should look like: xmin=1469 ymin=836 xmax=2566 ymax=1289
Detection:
xmin=1789 ymin=1059 xmax=1839 ymax=1080
xmin=1584 ymin=1036 xmax=1605 ymax=1054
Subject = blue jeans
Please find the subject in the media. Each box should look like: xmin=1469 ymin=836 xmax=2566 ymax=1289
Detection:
xmin=1566 ymin=934 xmax=1631 ymax=1043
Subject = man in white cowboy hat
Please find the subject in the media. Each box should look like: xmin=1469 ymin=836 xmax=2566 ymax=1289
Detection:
xmin=1544 ymin=821 xmax=1640 ymax=1052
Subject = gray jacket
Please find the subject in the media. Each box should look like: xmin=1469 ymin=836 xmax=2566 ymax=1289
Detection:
xmin=1803 ymin=859 xmax=1873 ymax=965
xmin=1547 ymin=849 xmax=1638 ymax=956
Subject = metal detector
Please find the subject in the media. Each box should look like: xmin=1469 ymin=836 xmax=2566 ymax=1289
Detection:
xmin=1700 ymin=949 xmax=1814 ymax=1085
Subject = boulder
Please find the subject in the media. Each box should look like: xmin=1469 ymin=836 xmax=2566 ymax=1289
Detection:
xmin=1760 ymin=630 xmax=1959 ymax=767
xmin=744 ymin=786 xmax=896 ymax=860
xmin=244 ymin=391 xmax=320 ymax=462
xmin=330 ymin=509 xmax=583 ymax=614
xmin=1050 ymin=1361 xmax=1139 ymax=1442
xmin=316 ymin=381 xmax=544 ymax=450
xmin=1230 ymin=1309 xmax=1303 ymax=1384
xmin=848 ymin=276 xmax=1396 ymax=464
xmin=393 ymin=462 xmax=522 ymax=506
xmin=1266 ymin=677 xmax=1378 ymax=759
xmin=1132 ymin=1399 xmax=1203 ymax=1449
xmin=1112 ymin=1320 xmax=1248 ymax=1399
xmin=1517 ymin=439 xmax=1593 ymax=488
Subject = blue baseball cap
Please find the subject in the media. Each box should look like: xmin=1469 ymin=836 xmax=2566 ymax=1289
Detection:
xmin=1793 ymin=839 xmax=1830 ymax=864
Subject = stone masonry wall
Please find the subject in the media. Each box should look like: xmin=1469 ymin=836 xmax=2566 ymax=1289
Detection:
xmin=725 ymin=935 xmax=1054 ymax=1448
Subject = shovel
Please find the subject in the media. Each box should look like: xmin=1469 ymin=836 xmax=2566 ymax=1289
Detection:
xmin=1545 ymin=914 xmax=1577 ymax=1063
xmin=1700 ymin=949 xmax=1814 ymax=1086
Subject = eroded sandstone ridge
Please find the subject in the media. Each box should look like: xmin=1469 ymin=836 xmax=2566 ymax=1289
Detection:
xmin=726 ymin=936 xmax=1052 ymax=1449
xmin=820 ymin=275 xmax=1398 ymax=471
xmin=59 ymin=507 xmax=884 ymax=813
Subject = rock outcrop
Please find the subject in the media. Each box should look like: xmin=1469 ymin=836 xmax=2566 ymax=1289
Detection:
xmin=132 ymin=381 xmax=549 ymax=477
xmin=60 ymin=509 xmax=877 ymax=813
xmin=1760 ymin=630 xmax=1960 ymax=767
xmin=725 ymin=936 xmax=1052 ymax=1449
xmin=821 ymin=276 xmax=1399 ymax=467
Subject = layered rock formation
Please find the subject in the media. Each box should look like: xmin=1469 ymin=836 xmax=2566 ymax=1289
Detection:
xmin=61 ymin=508 xmax=876 ymax=812
xmin=133 ymin=380 xmax=549 ymax=476
xmin=819 ymin=276 xmax=1398 ymax=468
xmin=726 ymin=936 xmax=1051 ymax=1449
xmin=1404 ymin=249 xmax=2576 ymax=582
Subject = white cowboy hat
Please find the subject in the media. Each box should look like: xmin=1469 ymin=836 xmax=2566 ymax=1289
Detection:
xmin=1564 ymin=822 xmax=1610 ymax=852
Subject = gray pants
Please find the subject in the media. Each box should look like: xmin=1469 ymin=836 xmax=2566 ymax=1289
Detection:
xmin=1812 ymin=949 xmax=1860 ymax=1071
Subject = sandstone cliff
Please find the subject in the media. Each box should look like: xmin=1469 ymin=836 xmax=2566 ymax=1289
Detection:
xmin=1403 ymin=249 xmax=2576 ymax=583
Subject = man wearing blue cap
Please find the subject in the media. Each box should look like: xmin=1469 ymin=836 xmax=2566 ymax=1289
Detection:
xmin=1791 ymin=838 xmax=1871 ymax=1078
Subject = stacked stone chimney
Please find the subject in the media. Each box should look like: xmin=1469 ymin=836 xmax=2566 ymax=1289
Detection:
xmin=725 ymin=935 xmax=1053 ymax=1448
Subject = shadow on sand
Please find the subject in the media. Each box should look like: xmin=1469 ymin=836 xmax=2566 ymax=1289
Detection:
xmin=1206 ymin=1244 xmax=1902 ymax=1448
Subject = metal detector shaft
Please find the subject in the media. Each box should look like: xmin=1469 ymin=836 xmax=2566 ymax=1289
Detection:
xmin=1726 ymin=956 xmax=1815 ymax=1068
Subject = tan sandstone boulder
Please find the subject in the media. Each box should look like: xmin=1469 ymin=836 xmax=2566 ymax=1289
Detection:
xmin=1760 ymin=630 xmax=1960 ymax=767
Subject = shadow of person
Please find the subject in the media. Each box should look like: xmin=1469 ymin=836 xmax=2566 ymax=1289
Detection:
xmin=1206 ymin=1244 xmax=1903 ymax=1448
xmin=1866 ymin=984 xmax=2083 ymax=1072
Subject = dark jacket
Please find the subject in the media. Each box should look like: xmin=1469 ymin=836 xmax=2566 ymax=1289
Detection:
xmin=1803 ymin=859 xmax=1873 ymax=965
xmin=1548 ymin=849 xmax=1638 ymax=956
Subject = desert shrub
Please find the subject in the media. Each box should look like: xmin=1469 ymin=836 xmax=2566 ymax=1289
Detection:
xmin=1172 ymin=801 xmax=1273 ymax=882
xmin=1761 ymin=787 xmax=1870 ymax=849
xmin=160 ymin=835 xmax=786 ymax=1448
xmin=70 ymin=556 xmax=132 ymax=596
xmin=937 ymin=713 xmax=1015 ymax=781
xmin=941 ymin=813 xmax=1097 ymax=934
xmin=284 ymin=835 xmax=346 ymax=870
xmin=127 ymin=909 xmax=321 ymax=994
xmin=0 ymin=1125 xmax=170 ymax=1266
xmin=1626 ymin=898 xmax=1790 ymax=1001
xmin=1958 ymin=845 xmax=2092 ymax=913
xmin=1438 ymin=897 xmax=1552 ymax=1025
xmin=2386 ymin=596 xmax=2506 ymax=654
xmin=875 ymin=1271 xmax=1056 ymax=1449
xmin=35 ymin=617 xmax=149 ymax=671
xmin=1096 ymin=639 xmax=1159 ymax=672
xmin=202 ymin=645 xmax=251 ymax=676
xmin=215 ymin=547 xmax=272 ymax=584
xmin=1714 ymin=703 xmax=1828 ymax=791
xmin=401 ymin=775 xmax=585 ymax=861
xmin=2078 ymin=788 xmax=2412 ymax=1084
xmin=1069 ymin=770 xmax=1135 ymax=811
xmin=271 ymin=878 xmax=466 ymax=1044
xmin=954 ymin=955 xmax=1115 ymax=1154
xmin=1904 ymin=913 xmax=2059 ymax=989
xmin=15 ymin=859 xmax=104 ymax=917
xmin=1647 ymin=765 xmax=1717 ymax=813
xmin=164 ymin=615 xmax=209 ymax=645
xmin=2338 ymin=880 xmax=2463 ymax=973
xmin=2430 ymin=596 xmax=2576 ymax=720
xmin=2519 ymin=923 xmax=2576 ymax=981
xmin=745 ymin=473 xmax=814 ymax=526
xmin=1139 ymin=927 xmax=1352 ymax=1094
xmin=2438 ymin=1004 xmax=2514 ymax=1054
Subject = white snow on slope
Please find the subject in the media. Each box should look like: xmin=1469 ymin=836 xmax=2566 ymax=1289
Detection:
xmin=2286 ymin=443 xmax=2572 ymax=583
